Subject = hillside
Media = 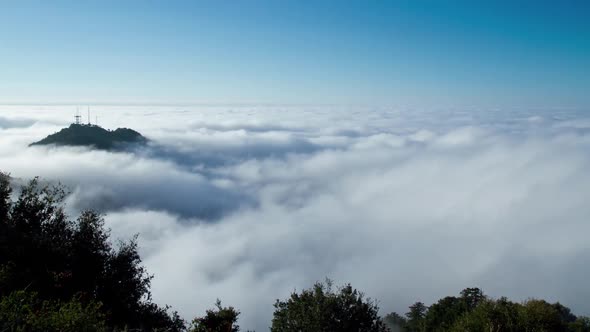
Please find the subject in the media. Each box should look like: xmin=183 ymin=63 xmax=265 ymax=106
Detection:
xmin=30 ymin=123 xmax=147 ymax=150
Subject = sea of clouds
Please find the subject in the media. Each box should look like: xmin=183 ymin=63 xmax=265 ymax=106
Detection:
xmin=1 ymin=105 xmax=589 ymax=330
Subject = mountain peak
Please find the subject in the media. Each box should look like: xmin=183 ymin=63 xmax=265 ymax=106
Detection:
xmin=30 ymin=123 xmax=147 ymax=150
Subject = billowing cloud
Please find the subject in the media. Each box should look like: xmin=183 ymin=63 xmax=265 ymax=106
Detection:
xmin=1 ymin=105 xmax=589 ymax=330
xmin=0 ymin=116 xmax=37 ymax=129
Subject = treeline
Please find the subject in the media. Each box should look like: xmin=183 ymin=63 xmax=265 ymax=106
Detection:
xmin=384 ymin=288 xmax=590 ymax=332
xmin=1 ymin=172 xmax=589 ymax=331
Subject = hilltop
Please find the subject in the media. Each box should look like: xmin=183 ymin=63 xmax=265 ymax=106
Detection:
xmin=30 ymin=123 xmax=147 ymax=150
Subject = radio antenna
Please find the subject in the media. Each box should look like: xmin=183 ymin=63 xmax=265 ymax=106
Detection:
xmin=74 ymin=106 xmax=81 ymax=125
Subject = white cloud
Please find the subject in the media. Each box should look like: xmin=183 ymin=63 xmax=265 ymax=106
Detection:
xmin=1 ymin=105 xmax=589 ymax=330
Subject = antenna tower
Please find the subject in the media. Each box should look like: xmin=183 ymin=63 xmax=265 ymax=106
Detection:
xmin=87 ymin=106 xmax=91 ymax=125
xmin=74 ymin=107 xmax=81 ymax=125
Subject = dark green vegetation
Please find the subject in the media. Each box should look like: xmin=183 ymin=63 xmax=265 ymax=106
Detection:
xmin=30 ymin=124 xmax=147 ymax=150
xmin=189 ymin=300 xmax=240 ymax=332
xmin=271 ymin=279 xmax=388 ymax=332
xmin=1 ymin=171 xmax=589 ymax=331
xmin=0 ymin=172 xmax=182 ymax=331
xmin=384 ymin=288 xmax=590 ymax=332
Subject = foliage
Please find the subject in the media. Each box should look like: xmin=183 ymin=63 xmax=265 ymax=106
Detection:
xmin=387 ymin=288 xmax=590 ymax=332
xmin=570 ymin=316 xmax=590 ymax=332
xmin=450 ymin=296 xmax=521 ymax=332
xmin=0 ymin=290 xmax=106 ymax=332
xmin=30 ymin=123 xmax=147 ymax=150
xmin=0 ymin=172 xmax=181 ymax=331
xmin=384 ymin=312 xmax=407 ymax=332
xmin=190 ymin=299 xmax=240 ymax=332
xmin=422 ymin=288 xmax=485 ymax=331
xmin=0 ymin=171 xmax=10 ymax=221
xmin=518 ymin=299 xmax=568 ymax=332
xmin=405 ymin=302 xmax=428 ymax=332
xmin=271 ymin=279 xmax=388 ymax=332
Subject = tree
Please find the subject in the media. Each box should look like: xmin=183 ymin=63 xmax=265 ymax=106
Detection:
xmin=0 ymin=290 xmax=106 ymax=332
xmin=424 ymin=296 xmax=465 ymax=331
xmin=405 ymin=302 xmax=427 ymax=332
xmin=553 ymin=302 xmax=578 ymax=325
xmin=140 ymin=303 xmax=186 ymax=332
xmin=390 ymin=288 xmax=588 ymax=332
xmin=423 ymin=288 xmax=484 ymax=331
xmin=0 ymin=172 xmax=13 ymax=294
xmin=271 ymin=279 xmax=388 ymax=332
xmin=384 ymin=312 xmax=407 ymax=332
xmin=0 ymin=171 xmax=10 ymax=222
xmin=0 ymin=172 xmax=184 ymax=331
xmin=459 ymin=287 xmax=484 ymax=310
xmin=518 ymin=299 xmax=568 ymax=332
xmin=190 ymin=299 xmax=240 ymax=332
xmin=450 ymin=297 xmax=521 ymax=332
xmin=570 ymin=316 xmax=590 ymax=332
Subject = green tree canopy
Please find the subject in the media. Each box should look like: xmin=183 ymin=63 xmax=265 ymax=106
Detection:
xmin=0 ymin=172 xmax=183 ymax=331
xmin=387 ymin=288 xmax=590 ymax=332
xmin=0 ymin=290 xmax=106 ymax=332
xmin=271 ymin=279 xmax=388 ymax=332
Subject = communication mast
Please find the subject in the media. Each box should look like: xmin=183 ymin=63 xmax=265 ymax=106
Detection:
xmin=74 ymin=107 xmax=81 ymax=125
xmin=87 ymin=106 xmax=91 ymax=125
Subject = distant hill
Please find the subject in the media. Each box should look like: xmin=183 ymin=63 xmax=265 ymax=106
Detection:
xmin=30 ymin=124 xmax=147 ymax=150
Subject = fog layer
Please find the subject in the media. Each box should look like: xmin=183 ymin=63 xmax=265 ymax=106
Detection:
xmin=1 ymin=105 xmax=589 ymax=330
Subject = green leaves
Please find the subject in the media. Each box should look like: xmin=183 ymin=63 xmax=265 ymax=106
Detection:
xmin=0 ymin=173 xmax=180 ymax=331
xmin=271 ymin=279 xmax=388 ymax=332
xmin=388 ymin=289 xmax=590 ymax=332
xmin=0 ymin=290 xmax=107 ymax=332
xmin=405 ymin=302 xmax=427 ymax=332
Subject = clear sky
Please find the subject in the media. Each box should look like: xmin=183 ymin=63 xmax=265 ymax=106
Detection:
xmin=1 ymin=1 xmax=588 ymax=108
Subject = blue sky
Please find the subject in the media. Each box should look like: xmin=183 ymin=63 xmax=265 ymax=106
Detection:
xmin=1 ymin=1 xmax=588 ymax=107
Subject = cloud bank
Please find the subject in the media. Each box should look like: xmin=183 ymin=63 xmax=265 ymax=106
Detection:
xmin=1 ymin=105 xmax=589 ymax=330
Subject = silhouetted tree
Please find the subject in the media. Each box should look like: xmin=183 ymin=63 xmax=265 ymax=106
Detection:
xmin=421 ymin=288 xmax=485 ymax=331
xmin=405 ymin=302 xmax=427 ymax=332
xmin=570 ymin=316 xmax=590 ymax=332
xmin=554 ymin=302 xmax=579 ymax=325
xmin=424 ymin=296 xmax=465 ymax=331
xmin=459 ymin=287 xmax=484 ymax=310
xmin=0 ymin=172 xmax=10 ymax=222
xmin=190 ymin=299 xmax=240 ymax=332
xmin=0 ymin=172 xmax=183 ymax=331
xmin=519 ymin=299 xmax=568 ymax=332
xmin=271 ymin=279 xmax=388 ymax=332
